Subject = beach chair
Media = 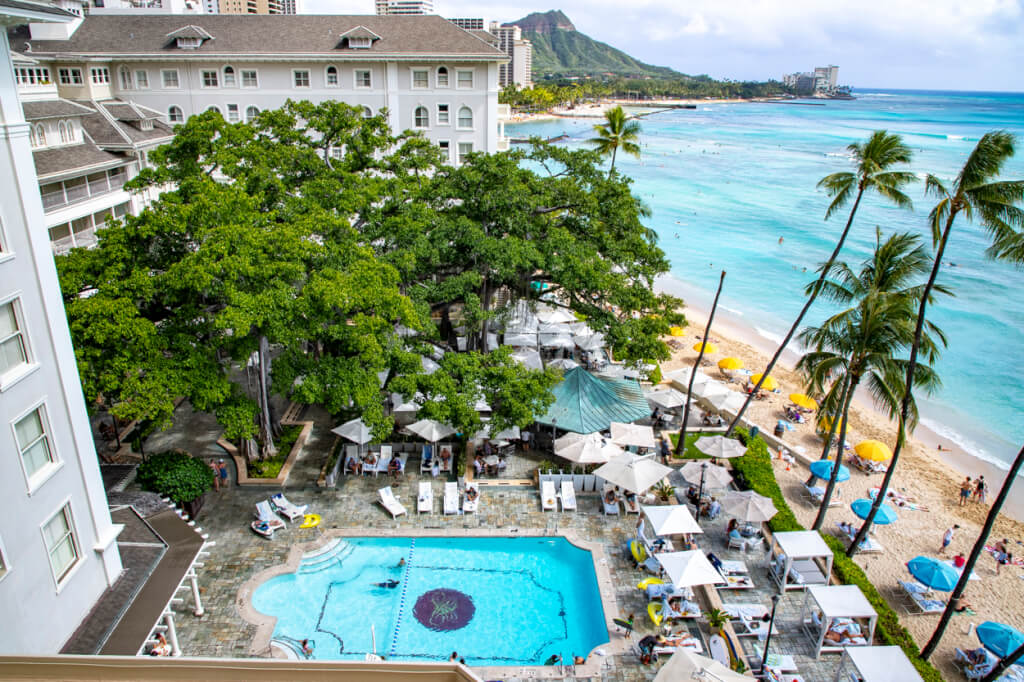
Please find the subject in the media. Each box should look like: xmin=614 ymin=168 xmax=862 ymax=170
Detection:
xmin=380 ymin=445 xmax=393 ymax=472
xmin=438 ymin=443 xmax=454 ymax=473
xmin=602 ymin=484 xmax=621 ymax=515
xmin=541 ymin=480 xmax=557 ymax=511
xmin=835 ymin=523 xmax=884 ymax=554
xmin=622 ymin=492 xmax=641 ymax=514
xmin=463 ymin=481 xmax=480 ymax=513
xmin=418 ymin=481 xmax=433 ymax=514
xmin=899 ymin=580 xmax=946 ymax=615
xmin=252 ymin=500 xmax=286 ymax=538
xmin=443 ymin=481 xmax=460 ymax=515
xmin=803 ymin=483 xmax=841 ymax=506
xmin=378 ymin=486 xmax=407 ymax=519
xmin=343 ymin=445 xmax=359 ymax=475
xmin=419 ymin=444 xmax=433 ymax=473
xmin=560 ymin=480 xmax=577 ymax=511
xmin=270 ymin=493 xmax=308 ymax=522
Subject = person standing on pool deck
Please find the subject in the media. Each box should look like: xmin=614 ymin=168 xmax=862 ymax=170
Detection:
xmin=217 ymin=459 xmax=229 ymax=489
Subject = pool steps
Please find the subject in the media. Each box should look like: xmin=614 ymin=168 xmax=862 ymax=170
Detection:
xmin=388 ymin=539 xmax=415 ymax=657
xmin=298 ymin=538 xmax=353 ymax=574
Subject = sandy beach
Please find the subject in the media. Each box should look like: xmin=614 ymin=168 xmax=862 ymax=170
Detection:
xmin=660 ymin=301 xmax=1024 ymax=678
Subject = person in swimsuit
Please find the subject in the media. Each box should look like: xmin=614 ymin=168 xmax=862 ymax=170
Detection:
xmin=374 ymin=579 xmax=400 ymax=588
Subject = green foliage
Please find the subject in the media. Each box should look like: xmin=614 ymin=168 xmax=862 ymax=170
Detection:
xmin=651 ymin=480 xmax=675 ymax=502
xmin=667 ymin=432 xmax=711 ymax=459
xmin=137 ymin=450 xmax=213 ymax=504
xmin=248 ymin=424 xmax=302 ymax=478
xmin=705 ymin=608 xmax=728 ymax=630
xmin=729 ymin=429 xmax=802 ymax=533
xmin=646 ymin=364 xmax=662 ymax=385
xmin=536 ymin=459 xmax=558 ymax=474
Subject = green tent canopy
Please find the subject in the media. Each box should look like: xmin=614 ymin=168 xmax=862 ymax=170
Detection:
xmin=536 ymin=366 xmax=651 ymax=434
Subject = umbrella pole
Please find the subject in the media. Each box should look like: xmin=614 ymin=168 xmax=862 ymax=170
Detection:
xmin=697 ymin=463 xmax=707 ymax=518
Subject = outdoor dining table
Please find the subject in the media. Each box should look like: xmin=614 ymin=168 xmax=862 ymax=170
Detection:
xmin=484 ymin=455 xmax=500 ymax=475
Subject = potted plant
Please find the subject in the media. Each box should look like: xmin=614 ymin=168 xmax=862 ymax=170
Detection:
xmin=705 ymin=608 xmax=729 ymax=636
xmin=652 ymin=480 xmax=675 ymax=503
xmin=137 ymin=450 xmax=215 ymax=518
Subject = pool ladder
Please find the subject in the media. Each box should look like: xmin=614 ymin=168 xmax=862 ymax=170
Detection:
xmin=388 ymin=539 xmax=415 ymax=658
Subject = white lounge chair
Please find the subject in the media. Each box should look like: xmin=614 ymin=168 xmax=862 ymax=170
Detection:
xmin=541 ymin=480 xmax=557 ymax=511
xmin=343 ymin=445 xmax=359 ymax=475
xmin=463 ymin=481 xmax=480 ymax=513
xmin=270 ymin=493 xmax=307 ymax=522
xmin=419 ymin=444 xmax=433 ymax=473
xmin=444 ymin=481 xmax=460 ymax=515
xmin=252 ymin=500 xmax=286 ymax=538
xmin=602 ymin=484 xmax=621 ymax=515
xmin=378 ymin=486 xmax=407 ymax=519
xmin=560 ymin=480 xmax=577 ymax=511
xmin=418 ymin=481 xmax=433 ymax=514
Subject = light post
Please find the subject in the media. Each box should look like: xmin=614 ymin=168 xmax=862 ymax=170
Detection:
xmin=696 ymin=461 xmax=708 ymax=517
xmin=552 ymin=417 xmax=557 ymax=447
xmin=759 ymin=594 xmax=782 ymax=674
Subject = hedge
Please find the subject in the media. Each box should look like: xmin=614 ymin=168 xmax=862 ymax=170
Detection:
xmin=137 ymin=450 xmax=213 ymax=504
xmin=729 ymin=428 xmax=943 ymax=681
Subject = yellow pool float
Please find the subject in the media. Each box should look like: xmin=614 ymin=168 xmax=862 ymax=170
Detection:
xmin=636 ymin=577 xmax=664 ymax=591
xmin=299 ymin=514 xmax=321 ymax=529
xmin=629 ymin=540 xmax=647 ymax=564
xmin=647 ymin=601 xmax=666 ymax=626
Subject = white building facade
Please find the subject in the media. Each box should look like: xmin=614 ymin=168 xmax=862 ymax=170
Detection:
xmin=487 ymin=21 xmax=531 ymax=89
xmin=0 ymin=0 xmax=124 ymax=655
xmin=374 ymin=0 xmax=431 ymax=15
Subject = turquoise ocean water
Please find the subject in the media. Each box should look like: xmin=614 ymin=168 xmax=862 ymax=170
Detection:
xmin=507 ymin=90 xmax=1024 ymax=470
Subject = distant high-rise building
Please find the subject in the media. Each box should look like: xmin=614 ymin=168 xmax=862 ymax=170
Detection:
xmin=783 ymin=65 xmax=838 ymax=94
xmin=218 ymin=0 xmax=282 ymax=13
xmin=447 ymin=17 xmax=483 ymax=30
xmin=375 ymin=0 xmax=431 ymax=15
xmin=488 ymin=22 xmax=531 ymax=89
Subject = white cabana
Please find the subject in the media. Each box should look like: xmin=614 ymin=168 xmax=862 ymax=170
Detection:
xmin=547 ymin=357 xmax=579 ymax=370
xmin=801 ymin=584 xmax=878 ymax=658
xmin=702 ymin=390 xmax=747 ymax=414
xmin=503 ymin=332 xmax=538 ymax=348
xmin=593 ymin=453 xmax=672 ymax=494
xmin=833 ymin=646 xmax=924 ymax=682
xmin=510 ymin=350 xmax=544 ymax=371
xmin=331 ymin=417 xmax=372 ymax=445
xmin=654 ymin=649 xmax=748 ymax=682
xmin=770 ymin=530 xmax=834 ymax=592
xmin=657 ymin=550 xmax=726 ymax=588
xmin=645 ymin=387 xmax=686 ymax=410
xmin=692 ymin=380 xmax=732 ymax=401
xmin=665 ymin=366 xmax=711 ymax=389
xmin=680 ymin=461 xmax=733 ymax=489
xmin=610 ymin=422 xmax=658 ymax=449
xmin=642 ymin=504 xmax=703 ymax=536
xmin=695 ymin=435 xmax=747 ymax=459
xmin=554 ymin=432 xmax=623 ymax=464
xmin=405 ymin=418 xmax=456 ymax=444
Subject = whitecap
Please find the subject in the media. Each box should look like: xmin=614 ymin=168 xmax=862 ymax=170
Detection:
xmin=720 ymin=306 xmax=744 ymax=316
xmin=920 ymin=417 xmax=1009 ymax=471
xmin=754 ymin=327 xmax=786 ymax=346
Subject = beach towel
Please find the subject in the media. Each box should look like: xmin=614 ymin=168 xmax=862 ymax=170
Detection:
xmin=985 ymin=545 xmax=1024 ymax=566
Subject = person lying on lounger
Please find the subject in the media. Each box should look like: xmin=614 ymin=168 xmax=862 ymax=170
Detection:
xmin=466 ymin=487 xmax=478 ymax=502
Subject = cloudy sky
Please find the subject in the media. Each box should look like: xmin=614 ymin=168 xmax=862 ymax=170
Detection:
xmin=302 ymin=0 xmax=1024 ymax=91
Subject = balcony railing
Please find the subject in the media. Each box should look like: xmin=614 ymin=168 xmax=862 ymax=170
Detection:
xmin=51 ymin=225 xmax=100 ymax=256
xmin=41 ymin=172 xmax=127 ymax=214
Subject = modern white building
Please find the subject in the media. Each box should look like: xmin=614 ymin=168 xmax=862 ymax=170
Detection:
xmin=487 ymin=21 xmax=531 ymax=89
xmin=374 ymin=0 xmax=431 ymax=15
xmin=0 ymin=0 xmax=124 ymax=655
xmin=15 ymin=14 xmax=509 ymax=165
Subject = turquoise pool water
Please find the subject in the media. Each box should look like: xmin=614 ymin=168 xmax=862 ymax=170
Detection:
xmin=251 ymin=536 xmax=609 ymax=665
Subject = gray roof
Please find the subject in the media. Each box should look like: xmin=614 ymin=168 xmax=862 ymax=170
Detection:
xmin=24 ymin=15 xmax=507 ymax=59
xmin=33 ymin=139 xmax=129 ymax=180
xmin=165 ymin=24 xmax=212 ymax=40
xmin=80 ymin=99 xmax=174 ymax=147
xmin=22 ymin=98 xmax=94 ymax=120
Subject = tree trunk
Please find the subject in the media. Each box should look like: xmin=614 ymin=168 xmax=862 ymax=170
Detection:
xmin=982 ymin=639 xmax=1024 ymax=681
xmin=806 ymin=374 xmax=851 ymax=486
xmin=676 ymin=271 xmax=725 ymax=456
xmin=922 ymin=442 xmax=1024 ymax=659
xmin=848 ymin=412 xmax=906 ymax=557
xmin=812 ymin=373 xmax=858 ymax=530
xmin=257 ymin=334 xmax=278 ymax=459
xmin=112 ymin=414 xmax=121 ymax=449
xmin=608 ymin=144 xmax=618 ymax=177
xmin=479 ymin=277 xmax=491 ymax=353
xmin=727 ymin=186 xmax=866 ymax=437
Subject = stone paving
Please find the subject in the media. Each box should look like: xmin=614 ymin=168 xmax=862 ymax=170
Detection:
xmin=133 ymin=401 xmax=848 ymax=681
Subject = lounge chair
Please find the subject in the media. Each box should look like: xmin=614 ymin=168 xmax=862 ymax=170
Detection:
xmin=622 ymin=492 xmax=641 ymax=514
xmin=803 ymin=483 xmax=841 ymax=506
xmin=270 ymin=493 xmax=308 ymax=522
xmin=602 ymin=485 xmax=621 ymax=515
xmin=899 ymin=580 xmax=946 ymax=615
xmin=463 ymin=482 xmax=480 ymax=513
xmin=835 ymin=523 xmax=884 ymax=553
xmin=418 ymin=481 xmax=433 ymax=514
xmin=252 ymin=500 xmax=286 ymax=538
xmin=378 ymin=486 xmax=407 ymax=518
xmin=343 ymin=445 xmax=359 ymax=475
xmin=443 ymin=481 xmax=460 ymax=515
xmin=541 ymin=480 xmax=557 ymax=511
xmin=438 ymin=443 xmax=454 ymax=473
xmin=419 ymin=444 xmax=433 ymax=473
xmin=560 ymin=480 xmax=577 ymax=511
xmin=955 ymin=647 xmax=998 ymax=681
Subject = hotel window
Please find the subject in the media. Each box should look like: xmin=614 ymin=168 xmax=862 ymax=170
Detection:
xmin=223 ymin=65 xmax=236 ymax=87
xmin=241 ymin=70 xmax=258 ymax=88
xmin=355 ymin=69 xmax=371 ymax=88
xmin=201 ymin=70 xmax=219 ymax=88
xmin=43 ymin=504 xmax=80 ymax=586
xmin=456 ymin=70 xmax=473 ymax=88
xmin=135 ymin=70 xmax=149 ymax=88
xmin=414 ymin=106 xmax=429 ymax=128
xmin=161 ymin=69 xmax=180 ymax=88
xmin=0 ymin=300 xmax=30 ymax=379
xmin=362 ymin=107 xmax=372 ymax=119
xmin=458 ymin=142 xmax=473 ymax=163
xmin=58 ymin=121 xmax=69 ymax=144
xmin=168 ymin=106 xmax=184 ymax=123
xmin=438 ymin=140 xmax=450 ymax=162
xmin=437 ymin=103 xmax=449 ymax=125
xmin=245 ymin=105 xmax=259 ymax=123
xmin=30 ymin=123 xmax=46 ymax=148
xmin=206 ymin=105 xmax=222 ymax=115
xmin=15 ymin=405 xmax=57 ymax=483
xmin=412 ymin=69 xmax=428 ymax=89
xmin=90 ymin=67 xmax=110 ymax=85
xmin=436 ymin=66 xmax=449 ymax=87
xmin=293 ymin=70 xmax=310 ymax=88
xmin=58 ymin=68 xmax=83 ymax=85
xmin=119 ymin=67 xmax=133 ymax=90
xmin=326 ymin=66 xmax=338 ymax=87
xmin=226 ymin=104 xmax=239 ymax=122
xmin=15 ymin=67 xmax=51 ymax=85
xmin=457 ymin=106 xmax=473 ymax=129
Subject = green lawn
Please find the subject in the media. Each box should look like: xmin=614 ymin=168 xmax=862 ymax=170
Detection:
xmin=248 ymin=424 xmax=303 ymax=478
xmin=667 ymin=432 xmax=710 ymax=459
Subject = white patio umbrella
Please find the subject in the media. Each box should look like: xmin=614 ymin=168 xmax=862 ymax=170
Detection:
xmin=665 ymin=366 xmax=711 ymax=387
xmin=720 ymin=490 xmax=778 ymax=523
xmin=537 ymin=307 xmax=577 ymax=324
xmin=641 ymin=504 xmax=703 ymax=536
xmin=702 ymin=390 xmax=747 ymax=414
xmin=390 ymin=392 xmax=422 ymax=413
xmin=421 ymin=355 xmax=441 ymax=374
xmin=593 ymin=453 xmax=672 ymax=494
xmin=554 ymin=432 xmax=624 ymax=464
xmin=547 ymin=357 xmax=580 ymax=370
xmin=331 ymin=417 xmax=373 ymax=445
xmin=609 ymin=422 xmax=658 ymax=449
xmin=694 ymin=435 xmax=747 ymax=459
xmin=405 ymin=418 xmax=456 ymax=444
xmin=645 ymin=388 xmax=686 ymax=410
xmin=574 ymin=332 xmax=606 ymax=351
xmin=502 ymin=332 xmax=538 ymax=348
xmin=540 ymin=333 xmax=576 ymax=350
xmin=692 ymin=379 xmax=731 ymax=400
xmin=680 ymin=461 xmax=733 ymax=489
xmin=376 ymin=370 xmax=389 ymax=389
xmin=510 ymin=350 xmax=544 ymax=370
xmin=656 ymin=550 xmax=726 ymax=588
xmin=654 ymin=649 xmax=747 ymax=682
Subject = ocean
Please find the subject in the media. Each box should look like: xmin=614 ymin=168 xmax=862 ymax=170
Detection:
xmin=507 ymin=89 xmax=1024 ymax=472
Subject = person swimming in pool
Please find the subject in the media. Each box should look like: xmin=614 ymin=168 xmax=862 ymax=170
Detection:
xmin=374 ymin=579 xmax=400 ymax=588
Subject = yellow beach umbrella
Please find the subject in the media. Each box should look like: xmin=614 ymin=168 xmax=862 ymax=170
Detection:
xmin=669 ymin=326 xmax=685 ymax=337
xmin=750 ymin=373 xmax=778 ymax=391
xmin=718 ymin=357 xmax=744 ymax=371
xmin=789 ymin=393 xmax=818 ymax=410
xmin=855 ymin=439 xmax=892 ymax=462
xmin=693 ymin=342 xmax=718 ymax=354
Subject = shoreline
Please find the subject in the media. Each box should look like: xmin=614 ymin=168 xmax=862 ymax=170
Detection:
xmin=505 ymin=97 xmax=760 ymax=124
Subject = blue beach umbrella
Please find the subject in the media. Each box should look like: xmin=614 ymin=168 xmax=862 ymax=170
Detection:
xmin=907 ymin=556 xmax=958 ymax=591
xmin=851 ymin=499 xmax=897 ymax=524
xmin=977 ymin=621 xmax=1024 ymax=658
xmin=809 ymin=459 xmax=850 ymax=483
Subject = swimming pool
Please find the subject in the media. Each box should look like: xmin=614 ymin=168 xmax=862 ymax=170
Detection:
xmin=251 ymin=536 xmax=609 ymax=666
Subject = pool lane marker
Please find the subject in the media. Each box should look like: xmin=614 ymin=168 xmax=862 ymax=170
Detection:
xmin=389 ymin=538 xmax=415 ymax=657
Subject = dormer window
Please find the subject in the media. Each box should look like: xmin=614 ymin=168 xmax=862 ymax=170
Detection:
xmin=348 ymin=37 xmax=371 ymax=48
xmin=167 ymin=25 xmax=214 ymax=50
xmin=337 ymin=26 xmax=381 ymax=49
xmin=141 ymin=119 xmax=154 ymax=131
xmin=177 ymin=37 xmax=201 ymax=49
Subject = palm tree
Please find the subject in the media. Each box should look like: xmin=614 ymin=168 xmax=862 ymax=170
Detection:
xmin=983 ymin=634 xmax=1024 ymax=681
xmin=677 ymin=270 xmax=726 ymax=456
xmin=797 ymin=231 xmax=945 ymax=530
xmin=587 ymin=106 xmax=641 ymax=176
xmin=727 ymin=131 xmax=917 ymax=437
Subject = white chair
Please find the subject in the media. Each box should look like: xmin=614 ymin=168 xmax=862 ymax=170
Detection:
xmin=560 ymin=480 xmax=577 ymax=511
xmin=270 ymin=493 xmax=307 ymax=522
xmin=418 ymin=481 xmax=433 ymax=514
xmin=438 ymin=444 xmax=454 ymax=473
xmin=463 ymin=482 xmax=480 ymax=513
xmin=420 ymin=444 xmax=433 ymax=473
xmin=602 ymin=485 xmax=621 ymax=515
xmin=252 ymin=500 xmax=286 ymax=537
xmin=444 ymin=481 xmax=459 ymax=515
xmin=343 ymin=445 xmax=359 ymax=475
xmin=541 ymin=480 xmax=557 ymax=511
xmin=728 ymin=533 xmax=747 ymax=551
xmin=378 ymin=487 xmax=407 ymax=519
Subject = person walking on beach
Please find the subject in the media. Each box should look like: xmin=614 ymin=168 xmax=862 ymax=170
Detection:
xmin=974 ymin=476 xmax=987 ymax=503
xmin=959 ymin=477 xmax=972 ymax=506
xmin=940 ymin=525 xmax=960 ymax=555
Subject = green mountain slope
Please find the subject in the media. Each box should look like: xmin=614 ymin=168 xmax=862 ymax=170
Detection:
xmin=509 ymin=10 xmax=685 ymax=79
